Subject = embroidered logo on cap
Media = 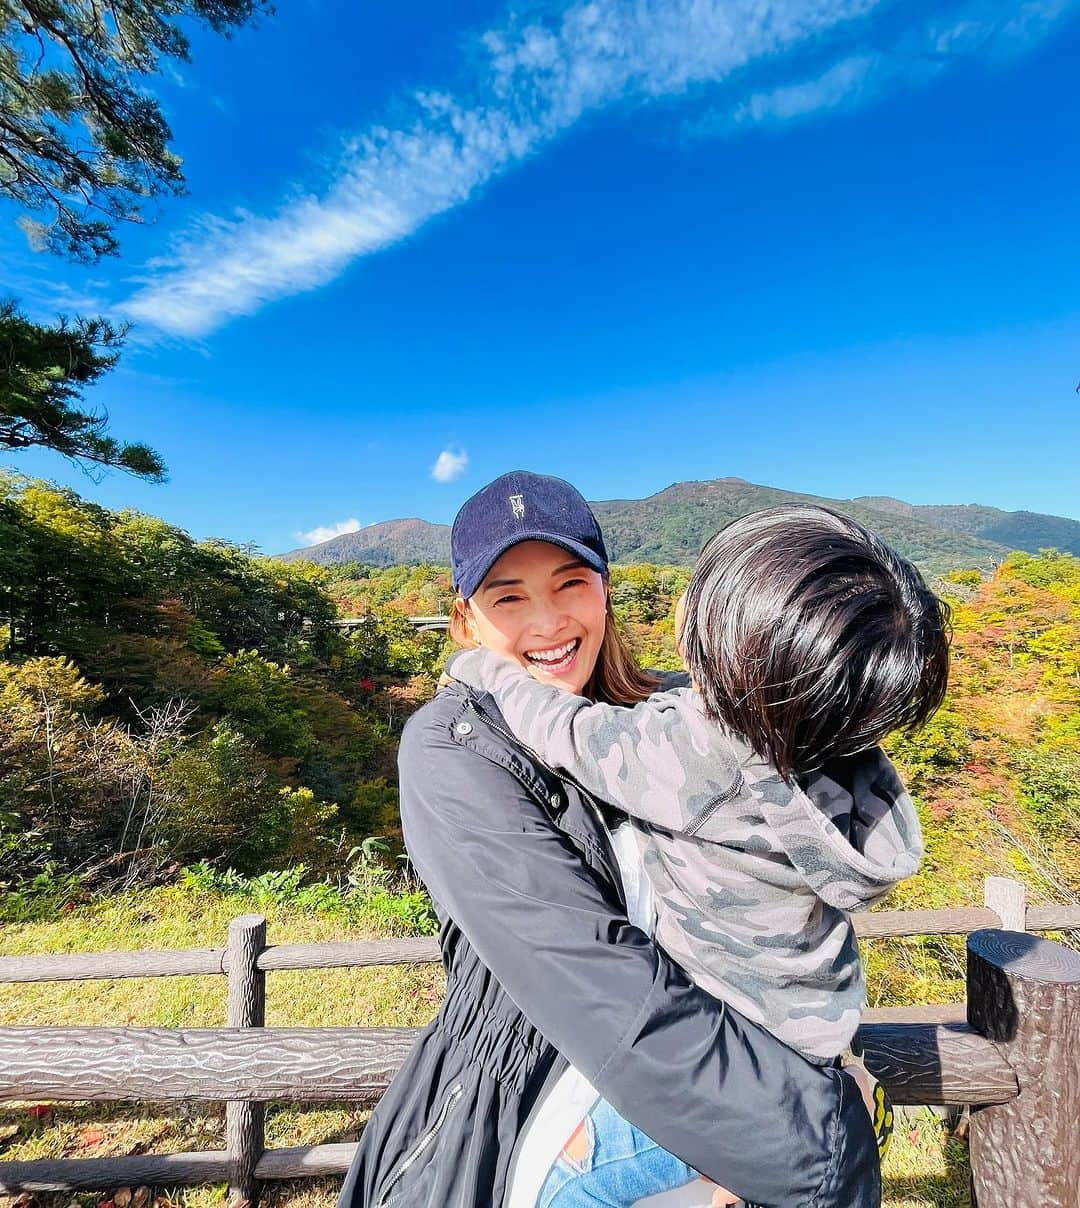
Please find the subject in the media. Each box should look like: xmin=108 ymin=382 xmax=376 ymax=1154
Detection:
xmin=509 ymin=494 xmax=525 ymax=519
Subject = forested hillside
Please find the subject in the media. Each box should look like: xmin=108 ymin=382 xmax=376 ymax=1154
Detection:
xmin=0 ymin=473 xmax=447 ymax=905
xmin=856 ymin=497 xmax=1080 ymax=557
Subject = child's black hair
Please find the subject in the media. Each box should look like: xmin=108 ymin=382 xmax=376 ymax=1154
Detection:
xmin=680 ymin=505 xmax=951 ymax=779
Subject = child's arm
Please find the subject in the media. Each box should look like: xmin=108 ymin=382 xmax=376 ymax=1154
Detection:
xmin=446 ymin=647 xmax=744 ymax=835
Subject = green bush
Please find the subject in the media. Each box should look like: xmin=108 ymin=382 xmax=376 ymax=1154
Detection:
xmin=158 ymin=721 xmax=283 ymax=867
xmin=210 ymin=651 xmax=316 ymax=759
xmin=1011 ymin=747 xmax=1080 ymax=842
xmin=178 ymin=856 xmax=437 ymax=935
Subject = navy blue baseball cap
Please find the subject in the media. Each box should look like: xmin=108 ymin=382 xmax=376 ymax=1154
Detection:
xmin=451 ymin=471 xmax=609 ymax=600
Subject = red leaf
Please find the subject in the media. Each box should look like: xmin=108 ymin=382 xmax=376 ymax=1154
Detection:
xmin=79 ymin=1127 xmax=105 ymax=1148
xmin=26 ymin=1105 xmax=52 ymax=1119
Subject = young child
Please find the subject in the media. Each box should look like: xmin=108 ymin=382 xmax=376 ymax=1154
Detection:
xmin=447 ymin=504 xmax=951 ymax=1208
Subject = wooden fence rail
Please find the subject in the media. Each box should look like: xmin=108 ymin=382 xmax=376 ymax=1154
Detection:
xmin=1 ymin=877 xmax=1078 ymax=1207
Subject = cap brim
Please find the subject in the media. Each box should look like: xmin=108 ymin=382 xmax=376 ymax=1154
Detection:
xmin=455 ymin=532 xmax=608 ymax=601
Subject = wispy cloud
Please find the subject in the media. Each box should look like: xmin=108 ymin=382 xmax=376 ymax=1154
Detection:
xmin=691 ymin=0 xmax=1076 ymax=134
xmin=725 ymin=54 xmax=877 ymax=127
xmin=123 ymin=0 xmax=1078 ymax=337
xmin=296 ymin=517 xmax=362 ymax=545
xmin=432 ymin=447 xmax=468 ymax=483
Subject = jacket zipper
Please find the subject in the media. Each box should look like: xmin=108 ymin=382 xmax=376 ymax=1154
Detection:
xmin=377 ymin=1081 xmax=464 ymax=1207
xmin=468 ymin=699 xmax=549 ymax=774
xmin=684 ymin=771 xmax=746 ymax=837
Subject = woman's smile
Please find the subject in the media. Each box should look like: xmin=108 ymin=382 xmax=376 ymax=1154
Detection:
xmin=523 ymin=636 xmax=582 ymax=674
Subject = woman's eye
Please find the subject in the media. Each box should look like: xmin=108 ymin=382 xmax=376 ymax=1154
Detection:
xmin=494 ymin=594 xmax=523 ymax=606
xmin=559 ymin=578 xmax=586 ymax=590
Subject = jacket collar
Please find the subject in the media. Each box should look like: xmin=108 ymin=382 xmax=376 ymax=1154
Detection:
xmin=441 ymin=683 xmax=618 ymax=879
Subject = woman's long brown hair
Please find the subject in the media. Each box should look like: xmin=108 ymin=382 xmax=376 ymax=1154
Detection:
xmin=450 ymin=592 xmax=657 ymax=706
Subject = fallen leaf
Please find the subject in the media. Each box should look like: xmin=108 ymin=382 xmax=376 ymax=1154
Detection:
xmin=114 ymin=1187 xmax=132 ymax=1207
xmin=132 ymin=1187 xmax=149 ymax=1208
xmin=79 ymin=1127 xmax=105 ymax=1148
xmin=26 ymin=1105 xmax=52 ymax=1119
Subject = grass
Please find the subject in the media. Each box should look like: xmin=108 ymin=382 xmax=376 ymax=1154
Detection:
xmin=0 ymin=886 xmax=970 ymax=1208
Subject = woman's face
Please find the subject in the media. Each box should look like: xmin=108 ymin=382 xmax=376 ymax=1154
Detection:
xmin=465 ymin=540 xmax=607 ymax=695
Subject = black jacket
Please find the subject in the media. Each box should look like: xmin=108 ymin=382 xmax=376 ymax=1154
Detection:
xmin=337 ymin=684 xmax=881 ymax=1208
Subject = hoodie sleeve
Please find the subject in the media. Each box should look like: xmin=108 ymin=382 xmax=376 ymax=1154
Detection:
xmin=446 ymin=647 xmax=744 ymax=836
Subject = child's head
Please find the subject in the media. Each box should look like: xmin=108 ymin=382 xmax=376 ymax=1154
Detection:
xmin=679 ymin=505 xmax=951 ymax=779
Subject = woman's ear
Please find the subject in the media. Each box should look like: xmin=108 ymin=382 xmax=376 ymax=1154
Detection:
xmin=453 ymin=597 xmax=480 ymax=648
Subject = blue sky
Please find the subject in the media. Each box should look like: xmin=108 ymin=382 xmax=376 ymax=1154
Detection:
xmin=3 ymin=0 xmax=1079 ymax=553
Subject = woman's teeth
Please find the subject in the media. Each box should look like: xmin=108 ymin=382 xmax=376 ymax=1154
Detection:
xmin=525 ymin=638 xmax=581 ymax=670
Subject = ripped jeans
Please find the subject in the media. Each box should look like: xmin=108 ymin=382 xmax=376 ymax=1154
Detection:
xmin=536 ymin=1095 xmax=720 ymax=1207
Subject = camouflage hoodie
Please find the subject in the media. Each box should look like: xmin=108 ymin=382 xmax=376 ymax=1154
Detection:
xmin=448 ymin=649 xmax=923 ymax=1063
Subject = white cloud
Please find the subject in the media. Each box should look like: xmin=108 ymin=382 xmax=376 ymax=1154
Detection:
xmin=729 ymin=54 xmax=877 ymax=126
xmin=122 ymin=0 xmax=1078 ymax=337
xmin=296 ymin=517 xmax=362 ymax=546
xmin=431 ymin=448 xmax=468 ymax=483
xmin=690 ymin=0 xmax=1077 ymax=135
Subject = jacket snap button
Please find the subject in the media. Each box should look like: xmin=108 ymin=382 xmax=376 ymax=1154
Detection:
xmin=550 ymin=792 xmax=562 ymax=808
xmin=455 ymin=721 xmax=473 ymax=736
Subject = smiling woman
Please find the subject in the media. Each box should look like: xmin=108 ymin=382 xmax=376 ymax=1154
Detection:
xmin=336 ymin=470 xmax=881 ymax=1208
xmin=447 ymin=472 xmax=657 ymax=703
xmin=458 ymin=539 xmax=608 ymax=691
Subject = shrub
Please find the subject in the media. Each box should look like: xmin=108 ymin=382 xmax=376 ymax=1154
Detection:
xmin=209 ymin=651 xmax=315 ymax=759
xmin=157 ymin=721 xmax=283 ymax=868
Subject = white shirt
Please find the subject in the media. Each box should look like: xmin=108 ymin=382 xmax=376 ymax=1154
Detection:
xmin=507 ymin=823 xmax=715 ymax=1207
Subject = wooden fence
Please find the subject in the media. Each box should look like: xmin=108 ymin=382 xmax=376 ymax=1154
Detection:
xmin=1 ymin=877 xmax=1078 ymax=1207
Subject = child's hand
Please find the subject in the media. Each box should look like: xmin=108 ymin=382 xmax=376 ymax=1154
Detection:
xmin=846 ymin=1062 xmax=876 ymax=1118
xmin=703 ymin=1180 xmax=740 ymax=1206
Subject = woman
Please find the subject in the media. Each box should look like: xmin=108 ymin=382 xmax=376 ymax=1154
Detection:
xmin=337 ymin=471 xmax=879 ymax=1208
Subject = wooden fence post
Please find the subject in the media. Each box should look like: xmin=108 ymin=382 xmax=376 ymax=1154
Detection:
xmin=983 ymin=877 xmax=1027 ymax=931
xmin=225 ymin=915 xmax=267 ymax=1208
xmin=966 ymin=929 xmax=1080 ymax=1207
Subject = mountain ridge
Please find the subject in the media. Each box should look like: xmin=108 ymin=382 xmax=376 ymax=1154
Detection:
xmin=279 ymin=478 xmax=1077 ymax=579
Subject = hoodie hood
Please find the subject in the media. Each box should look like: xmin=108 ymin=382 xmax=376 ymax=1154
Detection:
xmin=750 ymin=747 xmax=923 ymax=912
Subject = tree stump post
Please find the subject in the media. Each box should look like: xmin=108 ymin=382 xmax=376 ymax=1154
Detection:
xmin=225 ymin=916 xmax=267 ymax=1208
xmin=967 ymin=928 xmax=1080 ymax=1207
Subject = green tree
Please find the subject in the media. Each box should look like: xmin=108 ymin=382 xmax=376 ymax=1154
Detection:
xmin=0 ymin=299 xmax=165 ymax=478
xmin=1 ymin=0 xmax=271 ymax=260
xmin=1 ymin=0 xmax=272 ymax=477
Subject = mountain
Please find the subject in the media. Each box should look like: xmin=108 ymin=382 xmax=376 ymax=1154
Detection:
xmin=588 ymin=479 xmax=1007 ymax=579
xmin=282 ymin=518 xmax=451 ymax=566
xmin=854 ymin=498 xmax=1080 ymax=557
xmin=279 ymin=477 xmax=1076 ymax=579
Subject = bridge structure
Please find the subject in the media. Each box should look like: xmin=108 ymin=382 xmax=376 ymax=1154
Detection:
xmin=331 ymin=615 xmax=450 ymax=633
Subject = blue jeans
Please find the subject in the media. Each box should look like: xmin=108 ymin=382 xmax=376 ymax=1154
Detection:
xmin=537 ymin=1096 xmax=706 ymax=1207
